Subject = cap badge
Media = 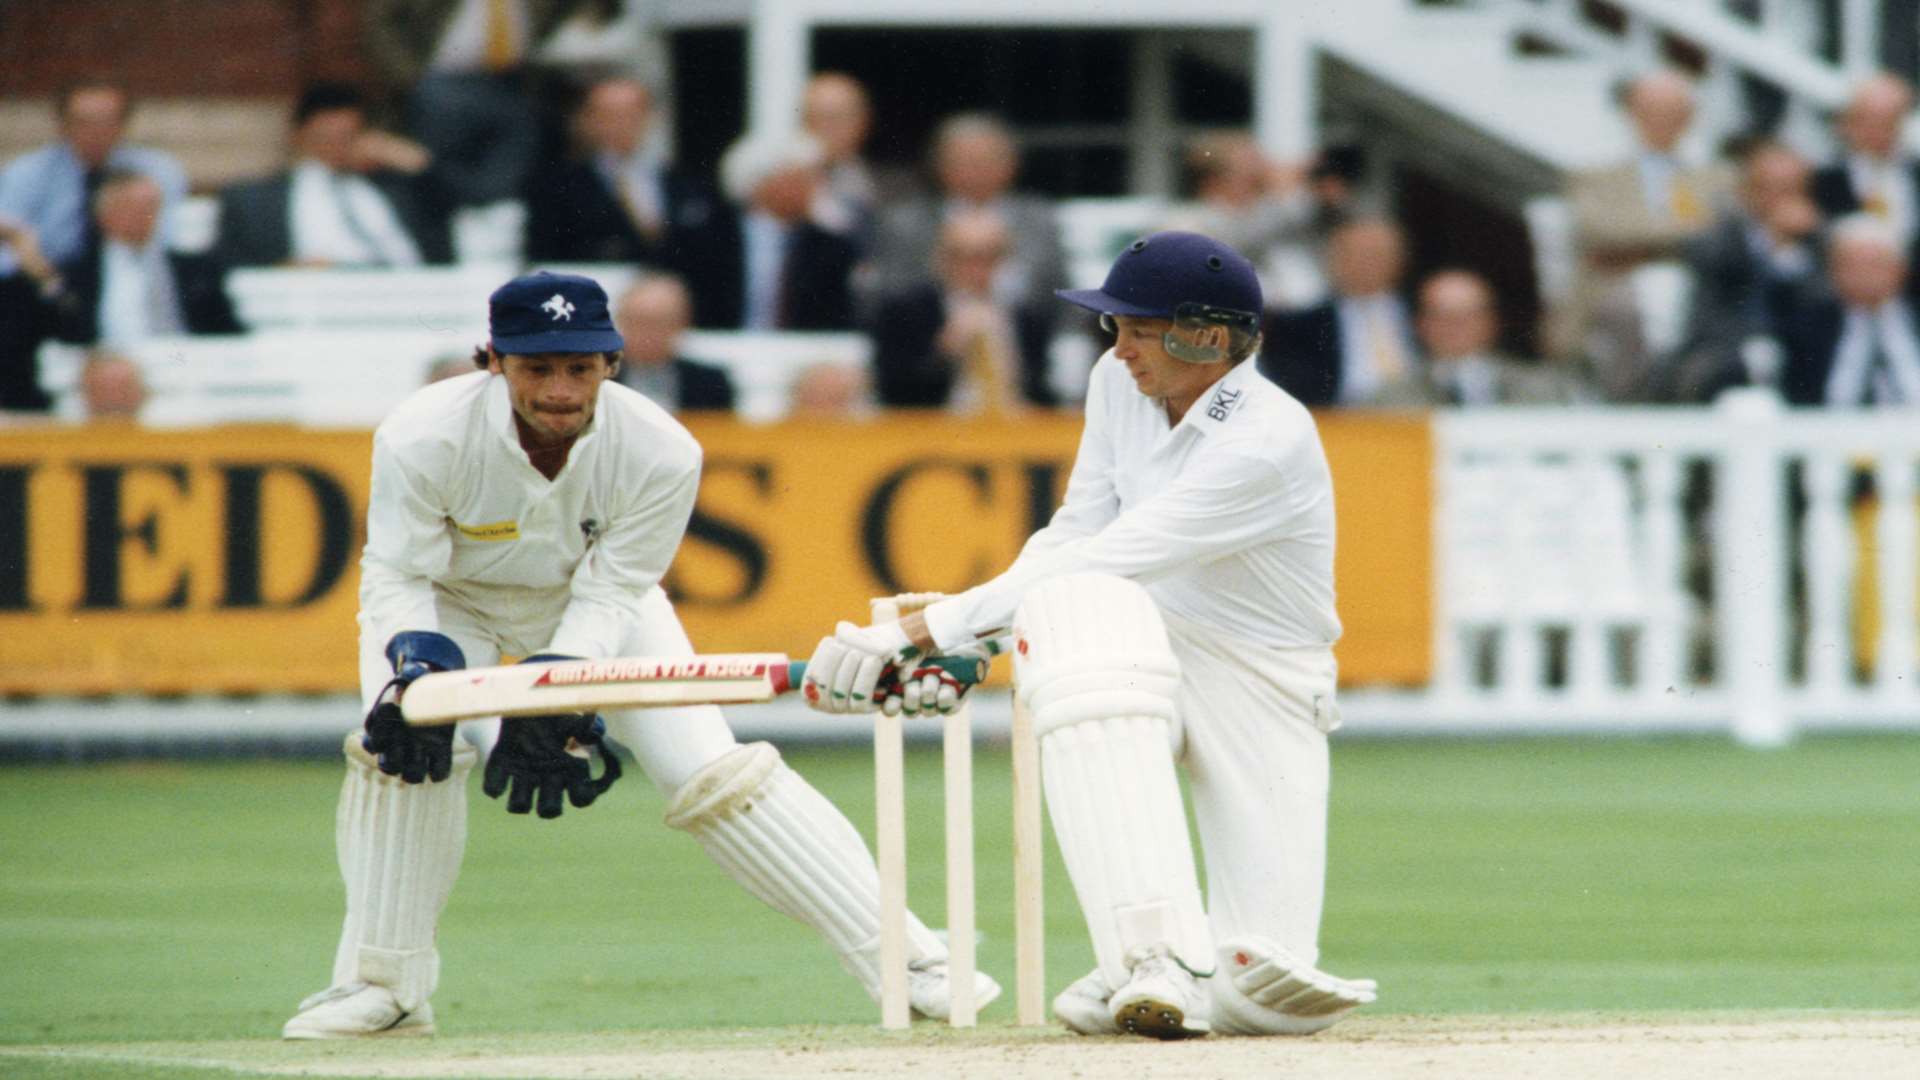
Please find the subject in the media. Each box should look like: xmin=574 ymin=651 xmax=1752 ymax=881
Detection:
xmin=541 ymin=294 xmax=576 ymax=321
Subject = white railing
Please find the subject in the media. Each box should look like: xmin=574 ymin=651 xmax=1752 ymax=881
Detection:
xmin=1396 ymin=390 xmax=1920 ymax=743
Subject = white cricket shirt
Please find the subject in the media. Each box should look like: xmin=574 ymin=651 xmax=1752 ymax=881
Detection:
xmin=923 ymin=353 xmax=1342 ymax=651
xmin=360 ymin=371 xmax=702 ymax=659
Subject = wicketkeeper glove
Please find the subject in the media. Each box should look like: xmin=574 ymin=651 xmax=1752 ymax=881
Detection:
xmin=362 ymin=630 xmax=465 ymax=784
xmin=482 ymin=655 xmax=624 ymax=819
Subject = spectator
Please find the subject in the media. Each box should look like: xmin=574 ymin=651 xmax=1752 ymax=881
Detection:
xmin=788 ymin=361 xmax=870 ymax=420
xmin=1557 ymin=71 xmax=1731 ymax=359
xmin=803 ymin=72 xmax=879 ymax=246
xmin=1162 ymin=132 xmax=1323 ymax=307
xmin=1658 ymin=140 xmax=1822 ymax=402
xmin=611 ymin=273 xmax=737 ymax=412
xmin=214 ymin=83 xmax=450 ymax=268
xmin=703 ymin=133 xmax=857 ymax=331
xmin=869 ymin=210 xmax=1055 ymax=412
xmin=868 ymin=114 xmax=1066 ymax=320
xmin=51 ymin=171 xmax=242 ymax=345
xmin=1260 ymin=217 xmax=1418 ymax=406
xmin=0 ymin=78 xmax=188 ymax=277
xmin=1811 ymin=74 xmax=1919 ymax=242
xmin=1378 ymin=270 xmax=1589 ymax=406
xmin=78 ymin=349 xmax=149 ymax=421
xmin=1810 ymin=72 xmax=1920 ymax=306
xmin=363 ymin=0 xmax=572 ymax=209
xmin=1776 ymin=214 xmax=1920 ymax=406
xmin=522 ymin=75 xmax=727 ymax=276
xmin=0 ymin=216 xmax=62 ymax=411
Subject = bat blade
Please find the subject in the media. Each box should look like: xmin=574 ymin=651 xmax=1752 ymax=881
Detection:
xmin=401 ymin=653 xmax=800 ymax=725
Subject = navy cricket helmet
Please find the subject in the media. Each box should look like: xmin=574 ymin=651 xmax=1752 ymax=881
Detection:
xmin=1057 ymin=231 xmax=1262 ymax=362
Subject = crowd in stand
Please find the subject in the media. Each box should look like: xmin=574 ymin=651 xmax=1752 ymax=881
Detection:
xmin=6 ymin=6 xmax=1920 ymax=422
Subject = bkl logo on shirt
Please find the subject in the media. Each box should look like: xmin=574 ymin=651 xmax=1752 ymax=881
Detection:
xmin=542 ymin=294 xmax=575 ymax=321
xmin=1206 ymin=386 xmax=1243 ymax=422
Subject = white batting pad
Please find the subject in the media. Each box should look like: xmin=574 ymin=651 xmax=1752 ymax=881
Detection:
xmin=330 ymin=733 xmax=476 ymax=1012
xmin=662 ymin=742 xmax=944 ymax=998
xmin=1013 ymin=573 xmax=1209 ymax=987
xmin=1211 ymin=935 xmax=1377 ymax=1035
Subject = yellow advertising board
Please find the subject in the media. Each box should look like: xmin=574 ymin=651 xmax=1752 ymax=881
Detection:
xmin=0 ymin=414 xmax=1430 ymax=695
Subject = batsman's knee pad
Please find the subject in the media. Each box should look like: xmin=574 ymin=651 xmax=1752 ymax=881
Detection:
xmin=1013 ymin=573 xmax=1209 ymax=987
xmin=663 ymin=742 xmax=943 ymax=994
xmin=334 ymin=733 xmax=476 ymax=1011
xmin=1015 ymin=572 xmax=1184 ymax=749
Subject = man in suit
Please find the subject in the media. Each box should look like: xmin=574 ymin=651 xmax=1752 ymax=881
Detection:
xmin=1260 ymin=217 xmax=1418 ymax=406
xmin=521 ymin=76 xmax=728 ymax=283
xmin=869 ymin=210 xmax=1056 ymax=411
xmin=803 ymin=72 xmax=880 ymax=250
xmin=364 ymin=0 xmax=577 ymax=209
xmin=0 ymin=78 xmax=189 ymax=279
xmin=692 ymin=133 xmax=857 ymax=332
xmin=610 ymin=273 xmax=736 ymax=413
xmin=1558 ymin=70 xmax=1731 ymax=359
xmin=214 ymin=83 xmax=451 ymax=268
xmin=868 ymin=114 xmax=1066 ymax=321
xmin=1810 ymin=73 xmax=1920 ymax=301
xmin=1776 ymin=214 xmax=1920 ymax=406
xmin=1658 ymin=139 xmax=1822 ymax=403
xmin=52 ymin=170 xmax=242 ymax=344
xmin=1377 ymin=270 xmax=1589 ymax=406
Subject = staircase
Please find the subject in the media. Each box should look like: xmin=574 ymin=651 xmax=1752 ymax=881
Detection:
xmin=1304 ymin=0 xmax=1867 ymax=205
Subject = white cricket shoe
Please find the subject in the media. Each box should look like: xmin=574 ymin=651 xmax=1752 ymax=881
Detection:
xmin=907 ymin=959 xmax=1003 ymax=1021
xmin=1108 ymin=945 xmax=1210 ymax=1040
xmin=1052 ymin=967 xmax=1120 ymax=1035
xmin=1213 ymin=936 xmax=1376 ymax=1036
xmin=281 ymin=982 xmax=435 ymax=1040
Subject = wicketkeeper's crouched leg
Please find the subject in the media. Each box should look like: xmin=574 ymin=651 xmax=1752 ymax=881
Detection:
xmin=284 ymin=734 xmax=476 ymax=1039
xmin=612 ymin=585 xmax=994 ymax=1019
xmin=661 ymin=739 xmax=996 ymax=1018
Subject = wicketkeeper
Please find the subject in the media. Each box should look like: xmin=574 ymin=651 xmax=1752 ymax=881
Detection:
xmin=283 ymin=271 xmax=995 ymax=1038
xmin=804 ymin=232 xmax=1376 ymax=1038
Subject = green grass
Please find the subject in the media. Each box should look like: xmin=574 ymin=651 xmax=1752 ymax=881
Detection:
xmin=0 ymin=736 xmax=1915 ymax=1048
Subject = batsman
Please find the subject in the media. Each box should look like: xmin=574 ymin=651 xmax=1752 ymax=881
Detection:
xmin=804 ymin=232 xmax=1377 ymax=1038
xmin=283 ymin=271 xmax=994 ymax=1038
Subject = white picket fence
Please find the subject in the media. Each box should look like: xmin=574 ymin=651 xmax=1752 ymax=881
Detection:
xmin=1344 ymin=390 xmax=1920 ymax=743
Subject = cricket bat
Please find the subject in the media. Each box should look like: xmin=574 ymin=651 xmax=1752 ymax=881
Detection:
xmin=400 ymin=652 xmax=986 ymax=725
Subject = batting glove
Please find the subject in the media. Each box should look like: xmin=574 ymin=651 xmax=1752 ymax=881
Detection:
xmin=881 ymin=638 xmax=1003 ymax=717
xmin=802 ymin=621 xmax=918 ymax=715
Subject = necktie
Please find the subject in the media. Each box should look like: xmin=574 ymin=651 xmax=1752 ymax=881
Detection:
xmin=484 ymin=0 xmax=517 ymax=71
xmin=144 ymin=248 xmax=184 ymax=336
xmin=1669 ymin=176 xmax=1703 ymax=225
xmin=332 ymin=174 xmax=391 ymax=267
xmin=81 ymin=167 xmax=107 ymax=248
xmin=1367 ymin=304 xmax=1407 ymax=386
xmin=1863 ymin=167 xmax=1891 ymax=218
xmin=1866 ymin=319 xmax=1901 ymax=405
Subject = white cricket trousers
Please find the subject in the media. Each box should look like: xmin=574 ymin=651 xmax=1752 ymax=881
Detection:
xmin=357 ymin=584 xmax=740 ymax=794
xmin=1161 ymin=611 xmax=1337 ymax=967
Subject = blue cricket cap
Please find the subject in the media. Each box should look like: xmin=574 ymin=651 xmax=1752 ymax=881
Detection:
xmin=489 ymin=271 xmax=625 ymax=355
xmin=1057 ymin=231 xmax=1262 ymax=322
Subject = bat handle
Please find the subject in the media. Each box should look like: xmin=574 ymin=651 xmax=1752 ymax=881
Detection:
xmin=782 ymin=654 xmax=988 ymax=696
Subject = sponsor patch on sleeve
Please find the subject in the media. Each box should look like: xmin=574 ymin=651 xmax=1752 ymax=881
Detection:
xmin=455 ymin=519 xmax=520 ymax=542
